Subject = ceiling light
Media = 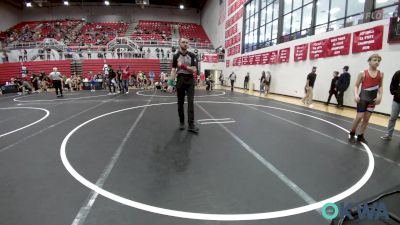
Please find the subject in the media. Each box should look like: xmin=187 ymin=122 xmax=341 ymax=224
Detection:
xmin=179 ymin=4 xmax=184 ymax=9
xmin=105 ymin=1 xmax=110 ymax=6
xmin=26 ymin=2 xmax=32 ymax=7
xmin=64 ymin=1 xmax=69 ymax=5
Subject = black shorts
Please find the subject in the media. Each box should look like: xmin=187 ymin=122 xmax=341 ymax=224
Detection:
xmin=357 ymin=90 xmax=377 ymax=113
xmin=357 ymin=100 xmax=375 ymax=113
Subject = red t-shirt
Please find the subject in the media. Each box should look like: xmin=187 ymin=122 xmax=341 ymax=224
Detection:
xmin=122 ymin=70 xmax=130 ymax=80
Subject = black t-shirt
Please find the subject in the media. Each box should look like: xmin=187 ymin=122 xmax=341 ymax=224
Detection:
xmin=172 ymin=51 xmax=198 ymax=76
xmin=108 ymin=69 xmax=116 ymax=79
xmin=307 ymin=72 xmax=317 ymax=88
xmin=330 ymin=77 xmax=338 ymax=91
xmin=390 ymin=70 xmax=400 ymax=103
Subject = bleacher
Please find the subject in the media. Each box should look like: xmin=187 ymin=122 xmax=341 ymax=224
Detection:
xmin=178 ymin=23 xmax=211 ymax=44
xmin=1 ymin=19 xmax=211 ymax=47
xmin=132 ymin=20 xmax=172 ymax=41
xmin=132 ymin=20 xmax=211 ymax=45
xmin=79 ymin=22 xmax=129 ymax=45
xmin=0 ymin=60 xmax=71 ymax=85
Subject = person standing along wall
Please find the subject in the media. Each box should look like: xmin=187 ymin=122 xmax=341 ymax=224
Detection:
xmin=265 ymin=71 xmax=272 ymax=94
xmin=219 ymin=73 xmax=224 ymax=86
xmin=244 ymin=72 xmax=250 ymax=90
xmin=301 ymin=67 xmax=317 ymax=106
xmin=325 ymin=71 xmax=339 ymax=105
xmin=229 ymin=72 xmax=236 ymax=91
xmin=260 ymin=71 xmax=266 ymax=96
xmin=336 ymin=66 xmax=351 ymax=109
xmin=381 ymin=70 xmax=400 ymax=140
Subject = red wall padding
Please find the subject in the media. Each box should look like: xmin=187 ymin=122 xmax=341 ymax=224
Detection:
xmin=0 ymin=60 xmax=71 ymax=84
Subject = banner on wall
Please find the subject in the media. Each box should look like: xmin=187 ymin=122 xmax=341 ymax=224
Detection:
xmin=294 ymin=43 xmax=308 ymax=62
xmin=237 ymin=56 xmax=242 ymax=66
xmin=310 ymin=39 xmax=328 ymax=60
xmin=226 ymin=60 xmax=230 ymax=68
xmin=352 ymin=25 xmax=384 ymax=53
xmin=261 ymin=52 xmax=270 ymax=64
xmin=278 ymin=48 xmax=290 ymax=63
xmin=269 ymin=51 xmax=278 ymax=64
xmin=242 ymin=55 xmax=249 ymax=65
xmin=327 ymin=33 xmax=351 ymax=57
xmin=255 ymin=54 xmax=262 ymax=64
xmin=202 ymin=54 xmax=218 ymax=63
xmin=248 ymin=54 xmax=255 ymax=65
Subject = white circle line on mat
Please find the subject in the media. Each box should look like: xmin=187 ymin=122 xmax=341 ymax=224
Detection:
xmin=136 ymin=90 xmax=226 ymax=98
xmin=0 ymin=107 xmax=50 ymax=138
xmin=13 ymin=94 xmax=110 ymax=102
xmin=60 ymin=101 xmax=374 ymax=221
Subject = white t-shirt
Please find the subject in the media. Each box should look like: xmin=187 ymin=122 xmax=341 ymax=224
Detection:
xmin=49 ymin=72 xmax=62 ymax=80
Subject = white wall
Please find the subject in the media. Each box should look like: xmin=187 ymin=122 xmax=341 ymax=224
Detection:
xmin=21 ymin=6 xmax=200 ymax=24
xmin=0 ymin=2 xmax=21 ymax=32
xmin=222 ymin=19 xmax=400 ymax=115
xmin=201 ymin=0 xmax=225 ymax=48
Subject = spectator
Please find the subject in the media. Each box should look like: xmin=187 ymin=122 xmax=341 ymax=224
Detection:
xmin=23 ymin=49 xmax=28 ymax=61
xmin=229 ymin=72 xmax=236 ymax=91
xmin=18 ymin=50 xmax=23 ymax=62
xmin=244 ymin=72 xmax=249 ymax=90
xmin=301 ymin=67 xmax=317 ymax=106
xmin=122 ymin=66 xmax=131 ymax=94
xmin=156 ymin=47 xmax=160 ymax=58
xmin=147 ymin=48 xmax=151 ymax=58
xmin=337 ymin=66 xmax=351 ymax=109
xmin=46 ymin=48 xmax=51 ymax=60
xmin=326 ymin=71 xmax=339 ymax=105
xmin=219 ymin=73 xmax=224 ymax=86
xmin=87 ymin=48 xmax=92 ymax=59
xmin=381 ymin=70 xmax=400 ymax=140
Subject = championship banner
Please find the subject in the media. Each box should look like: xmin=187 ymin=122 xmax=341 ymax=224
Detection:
xmin=269 ymin=51 xmax=278 ymax=64
xmin=327 ymin=33 xmax=351 ymax=57
xmin=294 ymin=43 xmax=308 ymax=62
xmin=242 ymin=55 xmax=249 ymax=65
xmin=261 ymin=52 xmax=270 ymax=64
xmin=278 ymin=48 xmax=290 ymax=63
xmin=235 ymin=44 xmax=240 ymax=54
xmin=352 ymin=25 xmax=384 ymax=53
xmin=310 ymin=39 xmax=328 ymax=60
xmin=202 ymin=54 xmax=218 ymax=63
xmin=254 ymin=54 xmax=262 ymax=64
xmin=237 ymin=56 xmax=242 ymax=66
xmin=248 ymin=54 xmax=255 ymax=65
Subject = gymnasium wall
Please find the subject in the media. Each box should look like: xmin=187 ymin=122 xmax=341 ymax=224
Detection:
xmin=201 ymin=18 xmax=400 ymax=115
xmin=21 ymin=5 xmax=200 ymax=24
xmin=0 ymin=2 xmax=21 ymax=32
xmin=201 ymin=0 xmax=225 ymax=48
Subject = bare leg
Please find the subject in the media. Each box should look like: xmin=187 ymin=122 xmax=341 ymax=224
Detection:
xmin=350 ymin=112 xmax=364 ymax=133
xmin=359 ymin=112 xmax=372 ymax=134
